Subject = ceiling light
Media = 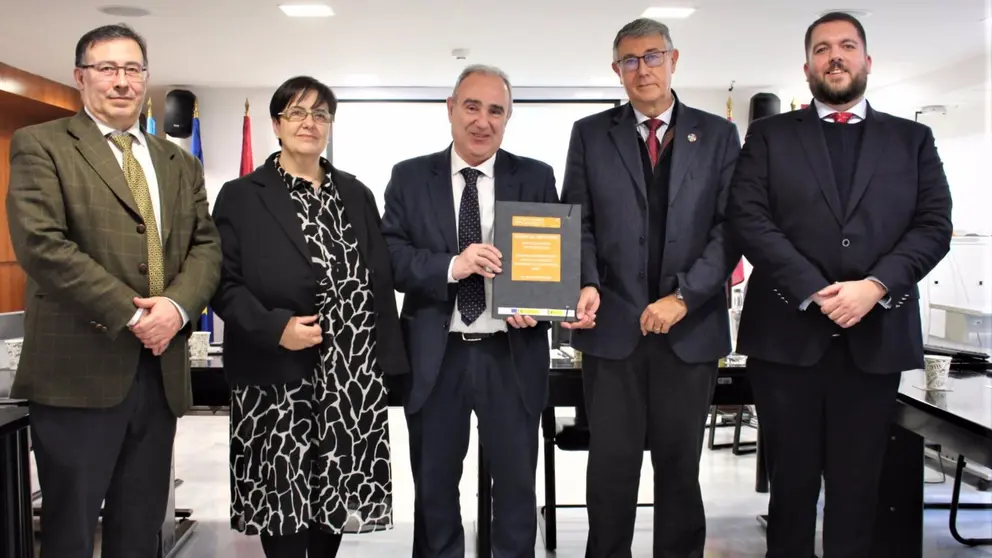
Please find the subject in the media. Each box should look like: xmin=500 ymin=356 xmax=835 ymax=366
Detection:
xmin=98 ymin=5 xmax=151 ymax=17
xmin=279 ymin=4 xmax=334 ymax=17
xmin=642 ymin=7 xmax=696 ymax=19
xmin=817 ymin=9 xmax=872 ymax=18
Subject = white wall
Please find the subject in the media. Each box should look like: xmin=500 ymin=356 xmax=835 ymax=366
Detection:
xmin=160 ymin=85 xmax=767 ymax=208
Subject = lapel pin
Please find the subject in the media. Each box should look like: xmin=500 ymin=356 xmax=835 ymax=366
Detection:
xmin=687 ymin=133 xmax=697 ymax=142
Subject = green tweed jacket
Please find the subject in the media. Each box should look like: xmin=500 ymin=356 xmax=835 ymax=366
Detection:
xmin=5 ymin=111 xmax=221 ymax=417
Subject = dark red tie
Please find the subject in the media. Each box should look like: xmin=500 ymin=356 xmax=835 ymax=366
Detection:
xmin=645 ymin=119 xmax=662 ymax=166
xmin=829 ymin=112 xmax=854 ymax=124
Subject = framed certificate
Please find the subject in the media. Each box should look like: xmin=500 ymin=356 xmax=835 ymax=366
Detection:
xmin=491 ymin=201 xmax=581 ymax=321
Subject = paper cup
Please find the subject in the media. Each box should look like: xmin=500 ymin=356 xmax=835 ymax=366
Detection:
xmin=4 ymin=338 xmax=22 ymax=370
xmin=924 ymin=355 xmax=952 ymax=390
xmin=189 ymin=331 xmax=210 ymax=359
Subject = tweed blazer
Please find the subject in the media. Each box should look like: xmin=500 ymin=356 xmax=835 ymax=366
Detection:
xmin=5 ymin=111 xmax=221 ymax=417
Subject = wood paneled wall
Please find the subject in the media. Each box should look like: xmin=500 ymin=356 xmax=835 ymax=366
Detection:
xmin=0 ymin=62 xmax=81 ymax=313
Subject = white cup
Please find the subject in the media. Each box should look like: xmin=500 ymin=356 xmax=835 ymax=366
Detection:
xmin=924 ymin=355 xmax=952 ymax=390
xmin=4 ymin=338 xmax=23 ymax=370
xmin=189 ymin=331 xmax=210 ymax=359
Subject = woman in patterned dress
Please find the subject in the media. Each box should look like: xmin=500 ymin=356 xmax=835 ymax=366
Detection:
xmin=210 ymin=76 xmax=409 ymax=557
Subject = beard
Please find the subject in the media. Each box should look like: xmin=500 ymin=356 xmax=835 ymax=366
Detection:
xmin=808 ymin=62 xmax=868 ymax=105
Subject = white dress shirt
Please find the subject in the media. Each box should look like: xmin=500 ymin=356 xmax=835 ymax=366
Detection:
xmin=632 ymin=102 xmax=676 ymax=144
xmin=84 ymin=108 xmax=189 ymax=328
xmin=813 ymin=97 xmax=867 ymax=123
xmin=445 ymin=148 xmax=506 ymax=334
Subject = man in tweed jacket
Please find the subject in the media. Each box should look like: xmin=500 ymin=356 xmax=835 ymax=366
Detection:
xmin=5 ymin=24 xmax=220 ymax=558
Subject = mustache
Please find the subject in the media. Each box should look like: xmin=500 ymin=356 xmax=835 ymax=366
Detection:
xmin=827 ymin=61 xmax=847 ymax=73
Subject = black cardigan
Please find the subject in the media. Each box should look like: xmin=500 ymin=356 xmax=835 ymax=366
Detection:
xmin=210 ymin=160 xmax=409 ymax=389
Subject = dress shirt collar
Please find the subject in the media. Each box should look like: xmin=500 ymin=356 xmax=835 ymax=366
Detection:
xmin=85 ymin=106 xmax=144 ymax=144
xmin=813 ymin=97 xmax=868 ymax=122
xmin=451 ymin=146 xmax=497 ymax=179
xmin=632 ymin=100 xmax=676 ymax=128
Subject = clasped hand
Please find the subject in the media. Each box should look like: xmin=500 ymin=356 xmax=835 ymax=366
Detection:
xmin=814 ymin=279 xmax=886 ymax=328
xmin=640 ymin=294 xmax=686 ymax=335
xmin=129 ymin=297 xmax=183 ymax=356
xmin=452 ymin=243 xmax=537 ymax=329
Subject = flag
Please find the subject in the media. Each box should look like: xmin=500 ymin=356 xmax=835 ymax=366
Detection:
xmin=189 ymin=99 xmax=215 ymax=342
xmin=145 ymin=99 xmax=156 ymax=135
xmin=240 ymin=98 xmax=253 ymax=176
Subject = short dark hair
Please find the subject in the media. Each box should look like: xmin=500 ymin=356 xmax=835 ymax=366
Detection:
xmin=805 ymin=12 xmax=867 ymax=54
xmin=269 ymin=76 xmax=338 ymax=120
xmin=75 ymin=24 xmax=148 ymax=67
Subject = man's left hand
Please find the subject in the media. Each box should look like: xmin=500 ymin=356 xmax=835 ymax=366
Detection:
xmin=130 ymin=297 xmax=183 ymax=355
xmin=507 ymin=315 xmax=538 ymax=329
xmin=640 ymin=294 xmax=687 ymax=335
xmin=817 ymin=280 xmax=886 ymax=328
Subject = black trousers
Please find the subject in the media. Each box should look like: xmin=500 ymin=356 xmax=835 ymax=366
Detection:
xmin=29 ymin=350 xmax=177 ymax=558
xmin=583 ymin=335 xmax=718 ymax=558
xmin=260 ymin=525 xmax=342 ymax=558
xmin=749 ymin=338 xmax=901 ymax=558
xmin=408 ymin=333 xmax=540 ymax=558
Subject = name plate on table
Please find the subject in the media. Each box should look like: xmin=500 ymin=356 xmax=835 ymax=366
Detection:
xmin=492 ymin=201 xmax=581 ymax=321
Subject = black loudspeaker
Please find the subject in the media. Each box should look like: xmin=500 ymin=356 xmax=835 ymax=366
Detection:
xmin=165 ymin=89 xmax=195 ymax=138
xmin=749 ymin=93 xmax=781 ymax=123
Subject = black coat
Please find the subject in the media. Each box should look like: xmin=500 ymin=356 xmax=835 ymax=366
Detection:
xmin=210 ymin=159 xmax=409 ymax=388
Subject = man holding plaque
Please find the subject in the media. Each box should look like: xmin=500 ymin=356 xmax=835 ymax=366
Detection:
xmin=381 ymin=64 xmax=558 ymax=558
xmin=560 ymin=18 xmax=742 ymax=558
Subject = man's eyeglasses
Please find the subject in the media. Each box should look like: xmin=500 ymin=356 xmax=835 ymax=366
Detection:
xmin=77 ymin=62 xmax=147 ymax=81
xmin=279 ymin=107 xmax=334 ymax=124
xmin=616 ymin=50 xmax=669 ymax=72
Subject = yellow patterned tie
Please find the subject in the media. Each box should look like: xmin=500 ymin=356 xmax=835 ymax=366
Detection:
xmin=109 ymin=133 xmax=164 ymax=296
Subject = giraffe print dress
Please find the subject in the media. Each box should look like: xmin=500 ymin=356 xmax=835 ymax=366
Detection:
xmin=229 ymin=153 xmax=393 ymax=537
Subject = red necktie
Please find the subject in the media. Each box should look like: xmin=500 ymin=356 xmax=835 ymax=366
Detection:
xmin=829 ymin=112 xmax=854 ymax=124
xmin=645 ymin=119 xmax=662 ymax=166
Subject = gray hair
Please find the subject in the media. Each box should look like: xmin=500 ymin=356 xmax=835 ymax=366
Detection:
xmin=612 ymin=18 xmax=674 ymax=61
xmin=452 ymin=64 xmax=513 ymax=106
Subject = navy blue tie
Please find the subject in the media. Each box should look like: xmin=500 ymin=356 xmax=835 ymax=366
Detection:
xmin=457 ymin=168 xmax=485 ymax=325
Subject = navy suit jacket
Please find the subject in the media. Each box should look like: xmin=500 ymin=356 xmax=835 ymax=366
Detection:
xmin=727 ymin=103 xmax=952 ymax=374
xmin=380 ymin=147 xmax=559 ymax=415
xmin=561 ymin=99 xmax=743 ymax=362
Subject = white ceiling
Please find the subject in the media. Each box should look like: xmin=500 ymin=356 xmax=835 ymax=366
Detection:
xmin=1 ymin=0 xmax=989 ymax=99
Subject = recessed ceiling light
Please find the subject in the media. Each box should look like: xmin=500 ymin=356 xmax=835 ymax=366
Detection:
xmin=98 ymin=5 xmax=151 ymax=17
xmin=817 ymin=8 xmax=872 ymax=18
xmin=642 ymin=7 xmax=696 ymax=19
xmin=279 ymin=4 xmax=334 ymax=17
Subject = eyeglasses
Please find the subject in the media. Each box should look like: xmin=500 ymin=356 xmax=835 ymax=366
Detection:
xmin=616 ymin=50 xmax=669 ymax=72
xmin=279 ymin=107 xmax=334 ymax=124
xmin=77 ymin=62 xmax=147 ymax=81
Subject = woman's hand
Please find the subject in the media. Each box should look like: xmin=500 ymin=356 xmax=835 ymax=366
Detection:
xmin=279 ymin=315 xmax=323 ymax=350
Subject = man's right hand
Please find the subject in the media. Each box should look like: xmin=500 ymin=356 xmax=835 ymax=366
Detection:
xmin=562 ymin=286 xmax=599 ymax=329
xmin=452 ymin=243 xmax=502 ymax=281
xmin=279 ymin=315 xmax=323 ymax=351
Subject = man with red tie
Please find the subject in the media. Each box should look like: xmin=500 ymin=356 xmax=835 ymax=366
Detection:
xmin=728 ymin=12 xmax=952 ymax=557
xmin=560 ymin=17 xmax=743 ymax=558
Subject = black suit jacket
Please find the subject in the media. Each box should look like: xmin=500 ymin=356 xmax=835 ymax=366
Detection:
xmin=380 ymin=147 xmax=558 ymax=416
xmin=210 ymin=159 xmax=409 ymax=388
xmin=727 ymin=103 xmax=953 ymax=374
xmin=560 ymin=98 xmax=743 ymax=362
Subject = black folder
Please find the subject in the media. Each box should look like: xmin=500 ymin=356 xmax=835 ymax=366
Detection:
xmin=491 ymin=201 xmax=581 ymax=322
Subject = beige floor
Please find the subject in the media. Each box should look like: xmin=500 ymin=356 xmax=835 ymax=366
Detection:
xmin=28 ymin=408 xmax=992 ymax=557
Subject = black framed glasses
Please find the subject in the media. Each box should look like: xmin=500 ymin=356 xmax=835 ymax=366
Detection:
xmin=77 ymin=62 xmax=147 ymax=81
xmin=279 ymin=107 xmax=333 ymax=124
xmin=616 ymin=50 xmax=669 ymax=72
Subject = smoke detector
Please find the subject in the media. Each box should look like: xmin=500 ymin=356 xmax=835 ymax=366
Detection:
xmin=98 ymin=5 xmax=151 ymax=17
xmin=451 ymin=48 xmax=470 ymax=60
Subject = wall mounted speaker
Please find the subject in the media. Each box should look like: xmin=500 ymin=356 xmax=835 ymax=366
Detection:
xmin=749 ymin=93 xmax=781 ymax=123
xmin=165 ymin=89 xmax=195 ymax=138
